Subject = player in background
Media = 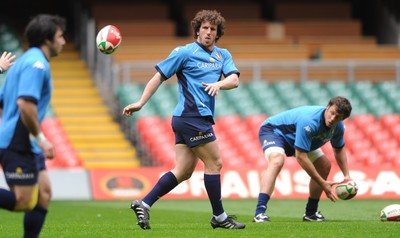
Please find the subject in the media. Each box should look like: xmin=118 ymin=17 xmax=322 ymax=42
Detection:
xmin=122 ymin=9 xmax=245 ymax=230
xmin=0 ymin=14 xmax=66 ymax=237
xmin=0 ymin=51 xmax=16 ymax=74
xmin=253 ymin=96 xmax=353 ymax=223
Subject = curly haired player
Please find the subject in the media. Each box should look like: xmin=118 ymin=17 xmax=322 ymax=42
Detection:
xmin=123 ymin=9 xmax=245 ymax=230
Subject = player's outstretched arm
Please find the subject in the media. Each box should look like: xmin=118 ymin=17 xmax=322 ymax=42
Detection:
xmin=122 ymin=72 xmax=164 ymax=117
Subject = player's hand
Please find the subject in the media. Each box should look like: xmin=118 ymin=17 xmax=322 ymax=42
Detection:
xmin=38 ymin=139 xmax=55 ymax=159
xmin=202 ymin=82 xmax=221 ymax=96
xmin=122 ymin=102 xmax=142 ymax=117
xmin=323 ymin=181 xmax=338 ymax=202
xmin=0 ymin=51 xmax=16 ymax=71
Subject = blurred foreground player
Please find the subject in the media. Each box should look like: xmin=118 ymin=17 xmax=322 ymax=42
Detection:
xmin=0 ymin=14 xmax=66 ymax=237
xmin=123 ymin=10 xmax=245 ymax=230
xmin=253 ymin=96 xmax=353 ymax=223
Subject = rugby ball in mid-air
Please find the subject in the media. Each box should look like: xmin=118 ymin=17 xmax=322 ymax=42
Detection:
xmin=335 ymin=179 xmax=358 ymax=200
xmin=96 ymin=25 xmax=122 ymax=54
xmin=380 ymin=204 xmax=400 ymax=221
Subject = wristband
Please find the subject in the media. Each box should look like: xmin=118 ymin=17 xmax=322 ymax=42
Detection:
xmin=30 ymin=132 xmax=47 ymax=143
xmin=0 ymin=67 xmax=3 ymax=74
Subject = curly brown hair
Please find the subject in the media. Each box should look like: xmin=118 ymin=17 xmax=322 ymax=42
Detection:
xmin=327 ymin=96 xmax=352 ymax=119
xmin=191 ymin=9 xmax=225 ymax=42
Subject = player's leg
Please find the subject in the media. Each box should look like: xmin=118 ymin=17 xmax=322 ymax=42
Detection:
xmin=254 ymin=128 xmax=287 ymax=223
xmin=303 ymin=149 xmax=331 ymax=221
xmin=24 ymin=155 xmax=51 ymax=238
xmin=131 ymin=145 xmax=198 ymax=230
xmin=131 ymin=116 xmax=200 ymax=230
xmin=192 ymin=141 xmax=245 ymax=229
xmin=0 ymin=149 xmax=39 ymax=212
xmin=141 ymin=144 xmax=197 ymax=207
xmin=254 ymin=148 xmax=285 ymax=222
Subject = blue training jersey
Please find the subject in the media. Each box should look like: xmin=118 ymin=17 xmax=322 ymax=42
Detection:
xmin=156 ymin=42 xmax=239 ymax=118
xmin=0 ymin=47 xmax=52 ymax=154
xmin=261 ymin=106 xmax=345 ymax=152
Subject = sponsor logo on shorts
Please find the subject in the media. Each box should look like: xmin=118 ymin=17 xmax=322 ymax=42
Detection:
xmin=5 ymin=167 xmax=34 ymax=180
xmin=263 ymin=140 xmax=276 ymax=146
xmin=190 ymin=132 xmax=214 ymax=142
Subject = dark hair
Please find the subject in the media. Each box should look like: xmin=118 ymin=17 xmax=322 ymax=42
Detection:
xmin=191 ymin=10 xmax=225 ymax=42
xmin=328 ymin=96 xmax=352 ymax=119
xmin=25 ymin=14 xmax=66 ymax=48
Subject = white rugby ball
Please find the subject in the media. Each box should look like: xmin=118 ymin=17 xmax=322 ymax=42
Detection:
xmin=380 ymin=204 xmax=400 ymax=221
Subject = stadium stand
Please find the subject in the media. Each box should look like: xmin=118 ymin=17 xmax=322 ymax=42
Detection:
xmin=91 ymin=2 xmax=175 ymax=37
xmin=116 ymin=80 xmax=400 ymax=168
xmin=1 ymin=0 xmax=399 ymax=171
xmin=50 ymin=43 xmax=140 ymax=169
xmin=274 ymin=1 xmax=353 ymax=20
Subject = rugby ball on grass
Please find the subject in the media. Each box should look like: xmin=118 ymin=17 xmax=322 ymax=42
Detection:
xmin=380 ymin=204 xmax=400 ymax=221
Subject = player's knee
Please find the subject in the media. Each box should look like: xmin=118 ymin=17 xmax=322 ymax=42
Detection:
xmin=38 ymin=190 xmax=52 ymax=208
xmin=41 ymin=186 xmax=52 ymax=202
xmin=214 ymin=159 xmax=223 ymax=171
xmin=208 ymin=160 xmax=222 ymax=174
xmin=269 ymin=155 xmax=285 ymax=169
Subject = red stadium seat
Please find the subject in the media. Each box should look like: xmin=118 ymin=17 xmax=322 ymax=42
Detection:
xmin=217 ymin=115 xmax=243 ymax=130
xmin=381 ymin=147 xmax=400 ymax=165
xmin=136 ymin=116 xmax=163 ymax=132
xmin=41 ymin=118 xmax=82 ymax=168
xmin=369 ymin=130 xmax=391 ymax=145
xmin=361 ymin=122 xmax=382 ymax=139
xmin=346 ymin=138 xmax=372 ymax=155
xmin=356 ymin=148 xmax=384 ymax=166
xmin=389 ymin=122 xmax=400 ymax=138
xmin=245 ymin=114 xmax=267 ymax=136
xmin=379 ymin=114 xmax=400 ymax=128
xmin=351 ymin=114 xmax=376 ymax=128
xmin=344 ymin=128 xmax=364 ymax=144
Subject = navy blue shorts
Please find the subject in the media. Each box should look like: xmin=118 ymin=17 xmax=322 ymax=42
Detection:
xmin=0 ymin=149 xmax=42 ymax=185
xmin=259 ymin=124 xmax=295 ymax=156
xmin=171 ymin=116 xmax=216 ymax=148
xmin=36 ymin=153 xmax=46 ymax=171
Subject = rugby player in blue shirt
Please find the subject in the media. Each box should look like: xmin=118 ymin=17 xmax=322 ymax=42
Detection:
xmin=123 ymin=10 xmax=245 ymax=230
xmin=253 ymin=96 xmax=353 ymax=223
xmin=0 ymin=14 xmax=66 ymax=237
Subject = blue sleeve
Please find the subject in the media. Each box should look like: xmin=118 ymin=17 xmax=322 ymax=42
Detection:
xmin=156 ymin=46 xmax=187 ymax=80
xmin=221 ymin=49 xmax=240 ymax=78
xmin=18 ymin=61 xmax=47 ymax=103
xmin=331 ymin=122 xmax=345 ymax=148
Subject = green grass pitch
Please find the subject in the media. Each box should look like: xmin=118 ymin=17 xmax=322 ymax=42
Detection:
xmin=0 ymin=199 xmax=399 ymax=238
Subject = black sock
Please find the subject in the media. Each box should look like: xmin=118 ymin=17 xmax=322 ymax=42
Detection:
xmin=204 ymin=174 xmax=224 ymax=216
xmin=143 ymin=171 xmax=178 ymax=207
xmin=255 ymin=193 xmax=270 ymax=216
xmin=24 ymin=205 xmax=48 ymax=238
xmin=305 ymin=197 xmax=319 ymax=216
